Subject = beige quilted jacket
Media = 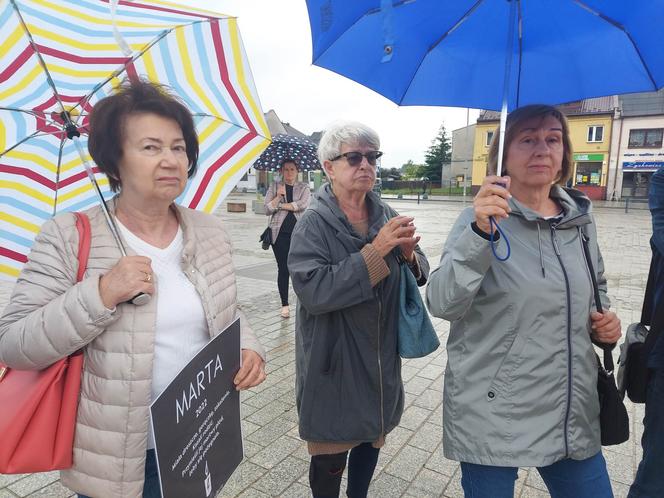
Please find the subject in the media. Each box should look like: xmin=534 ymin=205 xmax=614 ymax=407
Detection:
xmin=0 ymin=202 xmax=264 ymax=498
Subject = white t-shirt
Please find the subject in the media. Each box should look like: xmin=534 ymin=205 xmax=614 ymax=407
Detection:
xmin=117 ymin=220 xmax=209 ymax=448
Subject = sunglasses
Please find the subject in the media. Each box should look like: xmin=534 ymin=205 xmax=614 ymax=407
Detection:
xmin=330 ymin=150 xmax=383 ymax=166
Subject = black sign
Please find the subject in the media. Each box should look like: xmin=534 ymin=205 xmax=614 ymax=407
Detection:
xmin=150 ymin=318 xmax=243 ymax=498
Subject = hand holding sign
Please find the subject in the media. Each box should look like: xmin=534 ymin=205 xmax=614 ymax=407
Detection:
xmin=234 ymin=350 xmax=266 ymax=390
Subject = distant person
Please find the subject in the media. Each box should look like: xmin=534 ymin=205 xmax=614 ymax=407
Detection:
xmin=629 ymin=167 xmax=664 ymax=497
xmin=288 ymin=121 xmax=430 ymax=498
xmin=0 ymin=80 xmax=266 ymax=498
xmin=426 ymin=104 xmax=621 ymax=498
xmin=264 ymin=160 xmax=311 ymax=318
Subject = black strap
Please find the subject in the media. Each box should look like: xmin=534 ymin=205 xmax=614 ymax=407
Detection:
xmin=580 ymin=227 xmax=615 ymax=372
xmin=641 ymin=243 xmax=664 ymax=352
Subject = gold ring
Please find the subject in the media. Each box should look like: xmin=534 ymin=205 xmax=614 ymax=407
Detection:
xmin=143 ymin=272 xmax=152 ymax=283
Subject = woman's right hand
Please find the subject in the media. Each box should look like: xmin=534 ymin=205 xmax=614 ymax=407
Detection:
xmin=99 ymin=256 xmax=154 ymax=309
xmin=372 ymin=215 xmax=417 ymax=258
xmin=277 ymin=185 xmax=286 ymax=197
xmin=473 ymin=175 xmax=512 ymax=234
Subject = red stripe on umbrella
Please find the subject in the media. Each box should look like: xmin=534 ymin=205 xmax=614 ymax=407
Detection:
xmin=0 ymin=247 xmax=28 ymax=264
xmin=189 ymin=131 xmax=255 ymax=209
xmin=0 ymin=46 xmax=34 ymax=84
xmin=37 ymin=45 xmax=130 ymax=65
xmin=101 ymin=0 xmax=217 ymax=19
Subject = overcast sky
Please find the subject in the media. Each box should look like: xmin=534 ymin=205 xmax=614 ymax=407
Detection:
xmin=191 ymin=0 xmax=480 ymax=169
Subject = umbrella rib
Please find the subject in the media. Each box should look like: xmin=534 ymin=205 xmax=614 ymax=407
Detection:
xmin=515 ymin=0 xmax=523 ymax=108
xmin=0 ymin=129 xmax=47 ymax=157
xmin=75 ymin=19 xmax=214 ymax=115
xmin=9 ymin=0 xmax=68 ymax=115
xmin=397 ymin=0 xmax=485 ymax=105
xmin=52 ymin=137 xmax=66 ymax=217
xmin=573 ymin=0 xmax=658 ymax=90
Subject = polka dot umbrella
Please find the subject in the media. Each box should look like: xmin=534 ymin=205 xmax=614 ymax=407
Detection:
xmin=252 ymin=134 xmax=321 ymax=171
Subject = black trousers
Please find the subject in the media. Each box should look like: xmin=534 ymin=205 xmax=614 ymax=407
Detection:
xmin=272 ymin=230 xmax=292 ymax=306
xmin=309 ymin=443 xmax=380 ymax=498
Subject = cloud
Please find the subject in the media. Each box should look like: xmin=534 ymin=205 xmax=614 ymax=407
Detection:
xmin=193 ymin=0 xmax=479 ymax=168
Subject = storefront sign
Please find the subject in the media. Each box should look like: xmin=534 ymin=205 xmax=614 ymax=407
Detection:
xmin=623 ymin=161 xmax=664 ymax=170
xmin=574 ymin=153 xmax=604 ymax=161
xmin=151 ymin=319 xmax=243 ymax=498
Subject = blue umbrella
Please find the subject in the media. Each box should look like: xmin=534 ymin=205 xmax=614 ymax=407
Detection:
xmin=306 ymin=0 xmax=664 ymax=175
xmin=252 ymin=134 xmax=322 ymax=171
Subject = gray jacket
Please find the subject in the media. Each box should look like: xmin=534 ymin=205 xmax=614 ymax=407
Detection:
xmin=288 ymin=184 xmax=430 ymax=443
xmin=426 ymin=186 xmax=608 ymax=467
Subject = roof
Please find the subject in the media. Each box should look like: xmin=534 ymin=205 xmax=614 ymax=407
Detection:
xmin=477 ymin=96 xmax=618 ymax=122
xmin=620 ymin=89 xmax=664 ymax=117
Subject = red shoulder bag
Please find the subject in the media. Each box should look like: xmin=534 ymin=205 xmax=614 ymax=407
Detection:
xmin=0 ymin=212 xmax=91 ymax=473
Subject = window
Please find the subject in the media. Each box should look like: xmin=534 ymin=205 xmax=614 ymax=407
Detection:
xmin=629 ymin=128 xmax=664 ymax=148
xmin=486 ymin=131 xmax=494 ymax=146
xmin=587 ymin=126 xmax=604 ymax=142
xmin=575 ymin=162 xmax=602 ymax=186
xmin=240 ymin=172 xmax=248 ymax=181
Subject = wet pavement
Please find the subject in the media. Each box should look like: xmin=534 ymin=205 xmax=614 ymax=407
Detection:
xmin=0 ymin=193 xmax=652 ymax=497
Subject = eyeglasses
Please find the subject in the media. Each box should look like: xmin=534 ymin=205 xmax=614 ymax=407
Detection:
xmin=330 ymin=150 xmax=383 ymax=166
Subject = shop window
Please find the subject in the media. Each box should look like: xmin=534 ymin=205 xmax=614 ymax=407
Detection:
xmin=629 ymin=128 xmax=663 ymax=148
xmin=575 ymin=162 xmax=602 ymax=186
xmin=587 ymin=126 xmax=603 ymax=142
xmin=486 ymin=131 xmax=494 ymax=146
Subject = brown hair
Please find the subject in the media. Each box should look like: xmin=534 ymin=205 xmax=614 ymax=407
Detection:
xmin=487 ymin=104 xmax=573 ymax=186
xmin=88 ymin=79 xmax=199 ymax=192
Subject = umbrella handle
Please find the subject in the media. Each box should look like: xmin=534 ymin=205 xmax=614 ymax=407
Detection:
xmin=131 ymin=293 xmax=151 ymax=306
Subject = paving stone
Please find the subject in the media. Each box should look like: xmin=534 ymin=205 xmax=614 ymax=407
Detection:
xmin=219 ymin=461 xmax=265 ymax=497
xmin=7 ymin=472 xmax=59 ymax=497
xmin=251 ymin=456 xmax=308 ymax=497
xmin=234 ymin=487 xmax=270 ymax=498
xmin=519 ymin=485 xmax=551 ymax=498
xmin=245 ymin=400 xmax=292 ymax=426
xmin=409 ymin=422 xmax=443 ymax=453
xmin=442 ymin=468 xmax=463 ymax=498
xmin=370 ymin=472 xmax=410 ymax=498
xmin=399 ymin=405 xmax=433 ymax=431
xmin=250 ymin=435 xmax=302 ymax=470
xmin=404 ymin=375 xmax=434 ymax=396
xmin=246 ymin=417 xmax=297 ymax=446
xmin=0 ymin=490 xmax=18 ymax=498
xmin=0 ymin=476 xmax=26 ymax=489
xmin=405 ymin=467 xmax=449 ymax=497
xmin=382 ymin=426 xmax=414 ymax=456
xmin=25 ymin=481 xmax=75 ymax=497
xmin=413 ymin=389 xmax=442 ymax=411
xmin=385 ymin=445 xmax=431 ymax=482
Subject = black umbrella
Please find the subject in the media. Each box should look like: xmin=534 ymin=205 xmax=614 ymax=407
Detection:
xmin=252 ymin=134 xmax=321 ymax=171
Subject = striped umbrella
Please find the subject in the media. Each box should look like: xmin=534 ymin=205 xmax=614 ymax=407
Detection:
xmin=0 ymin=0 xmax=270 ymax=280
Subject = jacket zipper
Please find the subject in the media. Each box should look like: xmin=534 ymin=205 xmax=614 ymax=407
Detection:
xmin=377 ymin=295 xmax=385 ymax=438
xmin=551 ymin=225 xmax=572 ymax=457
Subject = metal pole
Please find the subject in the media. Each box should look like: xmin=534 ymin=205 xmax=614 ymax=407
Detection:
xmin=496 ymin=0 xmax=518 ymax=177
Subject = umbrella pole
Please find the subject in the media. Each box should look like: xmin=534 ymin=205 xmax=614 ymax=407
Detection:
xmin=496 ymin=0 xmax=518 ymax=178
xmin=67 ymin=124 xmax=151 ymax=306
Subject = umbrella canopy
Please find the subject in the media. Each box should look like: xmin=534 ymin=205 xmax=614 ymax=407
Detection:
xmin=0 ymin=0 xmax=270 ymax=280
xmin=252 ymin=134 xmax=322 ymax=171
xmin=305 ymin=0 xmax=664 ymax=112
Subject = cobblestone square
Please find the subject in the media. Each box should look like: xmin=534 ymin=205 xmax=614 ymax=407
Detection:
xmin=0 ymin=194 xmax=653 ymax=497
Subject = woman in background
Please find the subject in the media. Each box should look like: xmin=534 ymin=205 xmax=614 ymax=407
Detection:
xmin=264 ymin=160 xmax=311 ymax=318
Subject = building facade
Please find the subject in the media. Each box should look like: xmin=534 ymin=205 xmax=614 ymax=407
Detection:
xmin=608 ymin=90 xmax=664 ymax=200
xmin=471 ymin=98 xmax=617 ymax=200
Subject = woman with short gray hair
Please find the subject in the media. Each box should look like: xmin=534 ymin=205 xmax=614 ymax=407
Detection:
xmin=288 ymin=120 xmax=431 ymax=498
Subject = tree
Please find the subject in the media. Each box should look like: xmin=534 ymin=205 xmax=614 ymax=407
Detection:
xmin=401 ymin=160 xmax=424 ymax=180
xmin=422 ymin=124 xmax=451 ymax=183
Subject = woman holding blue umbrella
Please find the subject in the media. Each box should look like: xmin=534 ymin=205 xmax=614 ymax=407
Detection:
xmin=427 ymin=105 xmax=621 ymax=497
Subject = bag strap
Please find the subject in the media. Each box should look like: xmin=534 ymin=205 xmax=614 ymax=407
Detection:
xmin=580 ymin=226 xmax=615 ymax=372
xmin=73 ymin=212 xmax=91 ymax=283
xmin=0 ymin=213 xmax=91 ymax=379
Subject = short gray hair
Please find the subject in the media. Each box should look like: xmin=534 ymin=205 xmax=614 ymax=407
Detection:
xmin=317 ymin=121 xmax=380 ymax=165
